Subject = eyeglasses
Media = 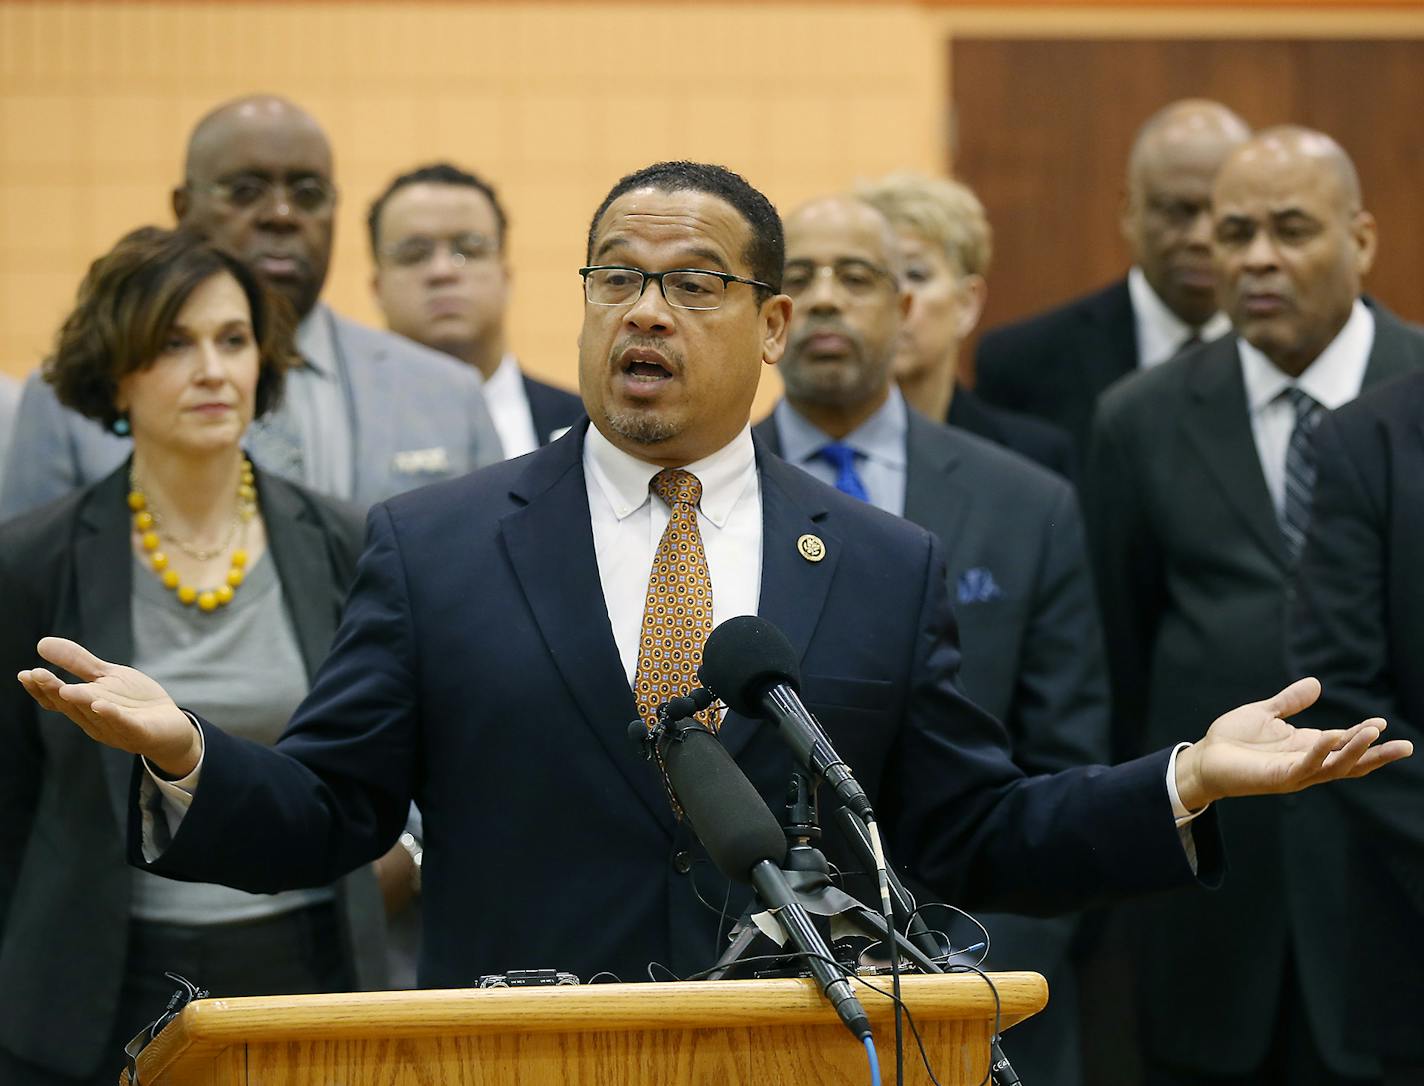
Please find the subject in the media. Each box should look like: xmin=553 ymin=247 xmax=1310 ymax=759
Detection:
xmin=383 ymin=232 xmax=498 ymax=269
xmin=580 ymin=265 xmax=774 ymax=311
xmin=189 ymin=174 xmax=338 ymax=215
xmin=782 ymin=258 xmax=895 ymax=300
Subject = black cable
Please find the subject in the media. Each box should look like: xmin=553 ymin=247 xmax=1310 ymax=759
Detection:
xmin=946 ymin=963 xmax=1003 ymax=1086
xmin=672 ymin=950 xmax=948 ymax=1086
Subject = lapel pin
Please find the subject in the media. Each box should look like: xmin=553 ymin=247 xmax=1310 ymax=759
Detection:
xmin=797 ymin=534 xmax=826 ymax=563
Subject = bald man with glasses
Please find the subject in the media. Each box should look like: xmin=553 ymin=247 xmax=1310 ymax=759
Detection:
xmin=1 ymin=96 xmax=503 ymax=520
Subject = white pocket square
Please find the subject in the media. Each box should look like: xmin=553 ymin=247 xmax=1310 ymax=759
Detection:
xmin=392 ymin=447 xmax=452 ymax=474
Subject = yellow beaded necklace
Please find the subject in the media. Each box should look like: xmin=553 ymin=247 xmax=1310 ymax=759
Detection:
xmin=128 ymin=458 xmax=257 ymax=612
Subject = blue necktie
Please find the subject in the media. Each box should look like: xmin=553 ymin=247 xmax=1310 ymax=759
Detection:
xmin=816 ymin=442 xmax=869 ymax=502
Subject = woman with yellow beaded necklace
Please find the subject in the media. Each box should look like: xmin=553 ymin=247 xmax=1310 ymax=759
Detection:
xmin=0 ymin=227 xmax=385 ymax=1086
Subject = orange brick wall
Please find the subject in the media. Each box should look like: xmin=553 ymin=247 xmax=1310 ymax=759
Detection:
xmin=0 ymin=1 xmax=945 ymax=413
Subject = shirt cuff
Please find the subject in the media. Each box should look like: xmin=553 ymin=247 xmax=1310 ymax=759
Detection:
xmin=138 ymin=714 xmax=204 ymax=860
xmin=1165 ymin=741 xmax=1210 ymax=827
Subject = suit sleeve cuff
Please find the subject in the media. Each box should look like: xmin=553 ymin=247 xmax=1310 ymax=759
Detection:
xmin=1166 ymin=741 xmax=1210 ymax=826
xmin=138 ymin=713 xmax=204 ymax=860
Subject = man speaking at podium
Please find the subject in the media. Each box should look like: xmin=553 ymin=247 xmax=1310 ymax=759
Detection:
xmin=15 ymin=163 xmax=1411 ymax=989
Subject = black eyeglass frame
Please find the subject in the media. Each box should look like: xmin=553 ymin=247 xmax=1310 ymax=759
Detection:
xmin=185 ymin=175 xmax=339 ymax=214
xmin=579 ymin=265 xmax=776 ymax=311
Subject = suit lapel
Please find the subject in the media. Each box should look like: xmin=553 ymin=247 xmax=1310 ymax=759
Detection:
xmin=72 ymin=470 xmax=142 ymax=830
xmin=902 ymin=411 xmax=970 ymax=556
xmin=259 ymin=476 xmax=336 ymax=680
xmin=333 ymin=309 xmax=397 ymax=500
xmin=1081 ymin=280 xmax=1139 ymax=394
xmin=1182 ymin=338 xmax=1288 ymax=567
xmin=1361 ymin=304 xmax=1424 ymax=390
xmin=715 ymin=445 xmax=840 ymax=762
xmin=498 ymin=428 xmax=674 ymax=833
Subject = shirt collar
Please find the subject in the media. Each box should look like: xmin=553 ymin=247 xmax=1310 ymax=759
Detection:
xmin=294 ymin=303 xmax=336 ymax=378
xmin=1128 ymin=266 xmax=1231 ymax=369
xmin=1238 ymin=298 xmax=1375 ymax=414
xmin=773 ymin=385 xmax=908 ymax=469
xmin=583 ymin=421 xmax=757 ymax=529
xmin=482 ymin=352 xmax=523 ymax=397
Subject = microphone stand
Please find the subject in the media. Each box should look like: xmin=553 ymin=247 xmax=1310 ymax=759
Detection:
xmin=705 ymin=768 xmax=942 ymax=980
xmin=699 ymin=755 xmax=1026 ymax=1085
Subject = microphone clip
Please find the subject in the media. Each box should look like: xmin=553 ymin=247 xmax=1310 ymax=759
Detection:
xmin=630 ymin=687 xmax=716 ymax=762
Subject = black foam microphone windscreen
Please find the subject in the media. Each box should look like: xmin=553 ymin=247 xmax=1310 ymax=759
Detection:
xmin=661 ymin=723 xmax=787 ymax=882
xmin=699 ymin=615 xmax=801 ymax=717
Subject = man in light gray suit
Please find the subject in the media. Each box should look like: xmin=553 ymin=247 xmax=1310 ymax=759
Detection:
xmin=0 ymin=95 xmax=502 ymax=520
xmin=754 ymin=195 xmax=1110 ymax=1086
xmin=0 ymin=374 xmax=18 ymax=490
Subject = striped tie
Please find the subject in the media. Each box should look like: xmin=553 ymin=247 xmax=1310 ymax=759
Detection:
xmin=1279 ymin=387 xmax=1325 ymax=562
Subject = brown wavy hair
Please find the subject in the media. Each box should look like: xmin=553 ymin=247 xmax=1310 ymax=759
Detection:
xmin=44 ymin=226 xmax=300 ymax=430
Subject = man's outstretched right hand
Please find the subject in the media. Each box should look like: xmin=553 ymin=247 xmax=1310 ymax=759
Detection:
xmin=17 ymin=636 xmax=201 ymax=778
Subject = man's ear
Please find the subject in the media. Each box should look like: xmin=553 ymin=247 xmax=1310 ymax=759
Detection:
xmin=171 ymin=185 xmax=189 ymax=223
xmin=1352 ymin=210 xmax=1378 ymax=279
xmin=761 ymin=294 xmax=793 ymax=367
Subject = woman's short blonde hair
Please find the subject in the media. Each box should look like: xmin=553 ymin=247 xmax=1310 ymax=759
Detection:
xmin=856 ymin=173 xmax=993 ymax=279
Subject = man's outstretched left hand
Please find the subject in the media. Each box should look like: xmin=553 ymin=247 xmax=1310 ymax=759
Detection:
xmin=1173 ymin=677 xmax=1413 ymax=813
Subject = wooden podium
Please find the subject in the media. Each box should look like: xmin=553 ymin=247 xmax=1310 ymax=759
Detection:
xmin=124 ymin=972 xmax=1046 ymax=1085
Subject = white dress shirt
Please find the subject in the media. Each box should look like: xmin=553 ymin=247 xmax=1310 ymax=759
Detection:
xmin=483 ymin=353 xmax=541 ymax=460
xmin=1128 ymin=266 xmax=1232 ymax=370
xmin=1238 ymin=299 xmax=1374 ymax=517
xmin=583 ymin=423 xmax=762 ymax=684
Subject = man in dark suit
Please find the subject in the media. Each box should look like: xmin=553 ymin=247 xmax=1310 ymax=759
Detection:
xmin=19 ymin=163 xmax=1407 ymax=1003
xmin=1086 ymin=127 xmax=1424 ymax=1084
xmin=369 ymin=162 xmax=584 ymax=455
xmin=1290 ymin=373 xmax=1424 ymax=1086
xmin=976 ymin=99 xmax=1250 ymax=453
xmin=0 ymin=97 xmax=503 ymax=520
xmin=852 ymin=172 xmax=1076 ymax=482
xmin=756 ymin=193 xmax=1109 ymax=1084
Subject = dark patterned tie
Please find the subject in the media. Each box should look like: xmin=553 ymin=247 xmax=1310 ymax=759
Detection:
xmin=1279 ymin=387 xmax=1325 ymax=562
xmin=816 ymin=441 xmax=869 ymax=502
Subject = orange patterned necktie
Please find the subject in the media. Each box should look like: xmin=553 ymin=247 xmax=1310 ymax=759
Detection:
xmin=634 ymin=468 xmax=717 ymax=738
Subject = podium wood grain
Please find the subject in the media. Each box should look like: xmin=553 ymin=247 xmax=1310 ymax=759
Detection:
xmin=126 ymin=972 xmax=1047 ymax=1086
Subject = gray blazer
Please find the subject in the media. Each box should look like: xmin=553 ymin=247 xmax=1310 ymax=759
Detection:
xmin=0 ymin=465 xmax=388 ymax=1080
xmin=0 ymin=304 xmax=503 ymax=519
xmin=1085 ymin=304 xmax=1424 ymax=1075
xmin=754 ymin=408 xmax=1111 ymax=973
xmin=0 ymin=374 xmax=18 ymax=488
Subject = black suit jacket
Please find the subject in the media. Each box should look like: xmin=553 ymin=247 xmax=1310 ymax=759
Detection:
xmin=1084 ymin=307 xmax=1424 ymax=1074
xmin=975 ymin=278 xmax=1138 ymax=454
xmin=1289 ymin=371 xmax=1424 ymax=1064
xmin=131 ymin=423 xmax=1212 ymax=990
xmin=0 ymin=466 xmax=383 ymax=1079
xmin=945 ymin=384 xmax=1078 ymax=484
xmin=522 ymin=373 xmax=585 ymax=446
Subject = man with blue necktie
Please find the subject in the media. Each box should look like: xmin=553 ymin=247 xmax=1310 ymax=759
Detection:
xmin=754 ymin=194 xmax=1109 ymax=1086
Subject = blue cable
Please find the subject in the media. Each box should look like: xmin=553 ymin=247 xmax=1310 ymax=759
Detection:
xmin=864 ymin=1034 xmax=882 ymax=1086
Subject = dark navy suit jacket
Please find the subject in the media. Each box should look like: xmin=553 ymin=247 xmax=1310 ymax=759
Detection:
xmin=522 ymin=373 xmax=585 ymax=446
xmin=135 ymin=423 xmax=1217 ymax=987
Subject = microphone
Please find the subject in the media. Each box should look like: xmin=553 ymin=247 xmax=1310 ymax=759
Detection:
xmin=698 ymin=616 xmax=874 ymax=823
xmin=653 ymin=714 xmax=872 ymax=1042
